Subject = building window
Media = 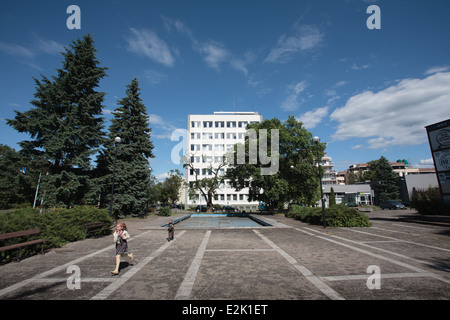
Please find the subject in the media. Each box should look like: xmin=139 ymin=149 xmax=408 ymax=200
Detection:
xmin=202 ymin=156 xmax=212 ymax=163
xmin=227 ymin=121 xmax=236 ymax=128
xmin=215 ymin=132 xmax=224 ymax=139
xmin=215 ymin=121 xmax=225 ymax=128
xmin=202 ymin=132 xmax=213 ymax=140
xmin=203 ymin=121 xmax=213 ymax=128
xmin=191 ymin=121 xmax=201 ymax=128
xmin=202 ymin=144 xmax=212 ymax=151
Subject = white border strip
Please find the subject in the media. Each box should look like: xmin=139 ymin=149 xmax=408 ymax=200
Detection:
xmin=301 ymin=227 xmax=450 ymax=284
xmin=91 ymin=230 xmax=186 ymax=300
xmin=175 ymin=230 xmax=211 ymax=300
xmin=320 ymin=272 xmax=431 ymax=282
xmin=0 ymin=229 xmax=154 ymax=298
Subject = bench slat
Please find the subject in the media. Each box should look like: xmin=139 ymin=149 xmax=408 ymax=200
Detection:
xmin=0 ymin=229 xmax=40 ymax=241
xmin=0 ymin=239 xmax=47 ymax=252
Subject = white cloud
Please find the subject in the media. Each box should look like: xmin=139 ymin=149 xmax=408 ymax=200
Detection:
xmin=334 ymin=81 xmax=348 ymax=88
xmin=280 ymin=81 xmax=308 ymax=111
xmin=230 ymin=51 xmax=255 ymax=76
xmin=0 ymin=42 xmax=34 ymax=59
xmin=0 ymin=36 xmax=65 ymax=71
xmin=33 ymin=36 xmax=65 ymax=55
xmin=148 ymin=113 xmax=179 ymax=140
xmin=143 ymin=69 xmax=167 ymax=85
xmin=162 ymin=16 xmax=256 ymax=75
xmin=419 ymin=158 xmax=434 ymax=165
xmin=199 ymin=41 xmax=229 ymax=71
xmin=330 ymin=72 xmax=450 ymax=149
xmin=424 ymin=65 xmax=450 ymax=75
xmin=298 ymin=106 xmax=329 ymax=129
xmin=126 ymin=27 xmax=175 ymax=67
xmin=351 ymin=63 xmax=370 ymax=71
xmin=154 ymin=172 xmax=170 ymax=182
xmin=265 ymin=25 xmax=323 ymax=63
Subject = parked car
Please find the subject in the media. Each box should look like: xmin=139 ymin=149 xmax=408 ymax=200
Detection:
xmin=380 ymin=200 xmax=405 ymax=210
xmin=195 ymin=205 xmax=215 ymax=212
xmin=343 ymin=202 xmax=358 ymax=207
xmin=222 ymin=205 xmax=239 ymax=213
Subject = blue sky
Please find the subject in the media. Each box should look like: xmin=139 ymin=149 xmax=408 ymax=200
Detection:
xmin=1 ymin=0 xmax=450 ymax=180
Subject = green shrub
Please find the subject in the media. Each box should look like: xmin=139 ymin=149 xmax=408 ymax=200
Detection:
xmin=411 ymin=186 xmax=450 ymax=216
xmin=0 ymin=206 xmax=113 ymax=261
xmin=158 ymin=206 xmax=171 ymax=217
xmin=287 ymin=204 xmax=371 ymax=227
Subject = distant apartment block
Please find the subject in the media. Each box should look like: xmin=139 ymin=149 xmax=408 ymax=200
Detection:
xmin=319 ymin=153 xmax=337 ymax=185
xmin=345 ymin=159 xmax=435 ymax=184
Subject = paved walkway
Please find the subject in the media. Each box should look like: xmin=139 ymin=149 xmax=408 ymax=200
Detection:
xmin=1 ymin=210 xmax=449 ymax=302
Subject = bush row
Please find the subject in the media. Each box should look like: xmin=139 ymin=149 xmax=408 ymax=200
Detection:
xmin=286 ymin=204 xmax=371 ymax=227
xmin=0 ymin=206 xmax=113 ymax=260
xmin=410 ymin=186 xmax=450 ymax=216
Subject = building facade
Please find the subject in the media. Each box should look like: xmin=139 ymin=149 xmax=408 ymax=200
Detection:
xmin=319 ymin=153 xmax=337 ymax=185
xmin=185 ymin=111 xmax=262 ymax=211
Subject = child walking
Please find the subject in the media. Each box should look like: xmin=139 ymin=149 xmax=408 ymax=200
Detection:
xmin=111 ymin=222 xmax=134 ymax=275
xmin=167 ymin=220 xmax=174 ymax=241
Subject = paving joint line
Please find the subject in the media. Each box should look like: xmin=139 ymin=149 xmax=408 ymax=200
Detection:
xmin=175 ymin=230 xmax=211 ymax=300
xmin=253 ymin=229 xmax=345 ymax=300
xmin=91 ymin=230 xmax=187 ymax=300
xmin=300 ymin=227 xmax=450 ymax=284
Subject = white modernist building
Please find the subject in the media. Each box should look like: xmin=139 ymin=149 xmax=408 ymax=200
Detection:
xmin=185 ymin=111 xmax=262 ymax=211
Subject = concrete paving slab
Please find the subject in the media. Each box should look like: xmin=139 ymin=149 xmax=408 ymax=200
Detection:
xmin=0 ymin=210 xmax=449 ymax=304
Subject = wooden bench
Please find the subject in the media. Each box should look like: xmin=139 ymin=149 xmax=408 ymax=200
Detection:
xmin=138 ymin=211 xmax=147 ymax=219
xmin=85 ymin=222 xmax=112 ymax=237
xmin=0 ymin=229 xmax=47 ymax=261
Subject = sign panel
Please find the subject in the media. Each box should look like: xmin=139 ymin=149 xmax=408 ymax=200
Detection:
xmin=426 ymin=119 xmax=450 ymax=204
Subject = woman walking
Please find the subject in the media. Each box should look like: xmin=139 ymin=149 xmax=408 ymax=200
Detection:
xmin=111 ymin=222 xmax=134 ymax=275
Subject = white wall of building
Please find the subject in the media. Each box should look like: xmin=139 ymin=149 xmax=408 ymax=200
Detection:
xmin=185 ymin=111 xmax=262 ymax=210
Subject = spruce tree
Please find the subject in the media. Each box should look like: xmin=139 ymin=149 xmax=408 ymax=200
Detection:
xmin=369 ymin=156 xmax=400 ymax=203
xmin=7 ymin=34 xmax=107 ymax=207
xmin=99 ymin=78 xmax=154 ymax=217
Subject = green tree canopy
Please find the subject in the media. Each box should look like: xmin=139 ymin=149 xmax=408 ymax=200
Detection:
xmin=96 ymin=78 xmax=154 ymax=217
xmin=7 ymin=34 xmax=107 ymax=207
xmin=368 ymin=156 xmax=400 ymax=203
xmin=226 ymin=116 xmax=325 ymax=210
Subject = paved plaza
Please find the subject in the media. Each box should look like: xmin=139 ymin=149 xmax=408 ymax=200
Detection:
xmin=0 ymin=210 xmax=449 ymax=303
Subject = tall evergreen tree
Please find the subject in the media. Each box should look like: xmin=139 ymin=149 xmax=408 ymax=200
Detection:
xmin=368 ymin=156 xmax=400 ymax=204
xmin=0 ymin=145 xmax=35 ymax=208
xmin=98 ymin=78 xmax=154 ymax=217
xmin=7 ymin=34 xmax=107 ymax=207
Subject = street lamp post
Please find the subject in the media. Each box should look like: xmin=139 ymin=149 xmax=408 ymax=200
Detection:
xmin=290 ymin=165 xmax=295 ymax=207
xmin=313 ymin=136 xmax=327 ymax=229
xmin=109 ymin=137 xmax=121 ymax=221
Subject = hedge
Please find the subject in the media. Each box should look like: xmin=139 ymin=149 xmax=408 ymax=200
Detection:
xmin=286 ymin=204 xmax=371 ymax=227
xmin=410 ymin=186 xmax=450 ymax=216
xmin=0 ymin=206 xmax=113 ymax=261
